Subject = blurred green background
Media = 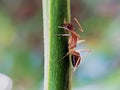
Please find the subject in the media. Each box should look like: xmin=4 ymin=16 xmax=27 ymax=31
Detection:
xmin=0 ymin=0 xmax=120 ymax=90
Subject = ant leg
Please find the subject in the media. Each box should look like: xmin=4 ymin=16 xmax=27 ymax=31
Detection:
xmin=73 ymin=57 xmax=80 ymax=71
xmin=73 ymin=18 xmax=84 ymax=32
xmin=58 ymin=26 xmax=73 ymax=33
xmin=58 ymin=26 xmax=69 ymax=30
xmin=54 ymin=34 xmax=70 ymax=37
xmin=76 ymin=49 xmax=91 ymax=60
xmin=60 ymin=52 xmax=70 ymax=60
xmin=76 ymin=49 xmax=90 ymax=52
xmin=56 ymin=52 xmax=71 ymax=64
xmin=77 ymin=40 xmax=85 ymax=44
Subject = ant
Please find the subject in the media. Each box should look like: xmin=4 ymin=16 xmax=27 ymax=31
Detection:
xmin=57 ymin=18 xmax=90 ymax=71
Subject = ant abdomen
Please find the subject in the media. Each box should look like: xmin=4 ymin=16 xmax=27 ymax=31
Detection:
xmin=71 ymin=54 xmax=81 ymax=67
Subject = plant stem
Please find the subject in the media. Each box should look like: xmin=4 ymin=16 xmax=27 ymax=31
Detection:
xmin=42 ymin=0 xmax=72 ymax=90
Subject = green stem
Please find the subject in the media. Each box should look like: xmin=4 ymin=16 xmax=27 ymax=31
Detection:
xmin=42 ymin=0 xmax=72 ymax=90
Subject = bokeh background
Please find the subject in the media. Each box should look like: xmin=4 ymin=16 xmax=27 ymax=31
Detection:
xmin=0 ymin=0 xmax=120 ymax=90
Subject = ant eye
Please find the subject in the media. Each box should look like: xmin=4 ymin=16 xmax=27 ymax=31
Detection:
xmin=67 ymin=25 xmax=73 ymax=30
xmin=63 ymin=23 xmax=73 ymax=30
xmin=67 ymin=26 xmax=70 ymax=29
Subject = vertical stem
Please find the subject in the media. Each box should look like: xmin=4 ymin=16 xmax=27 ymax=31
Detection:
xmin=42 ymin=0 xmax=71 ymax=90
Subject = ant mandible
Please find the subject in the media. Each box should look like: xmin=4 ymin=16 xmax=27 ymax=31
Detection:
xmin=58 ymin=18 xmax=90 ymax=71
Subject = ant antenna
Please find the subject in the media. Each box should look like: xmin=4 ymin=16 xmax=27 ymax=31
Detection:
xmin=74 ymin=18 xmax=84 ymax=32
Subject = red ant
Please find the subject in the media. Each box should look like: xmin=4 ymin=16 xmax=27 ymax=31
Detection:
xmin=57 ymin=18 xmax=90 ymax=71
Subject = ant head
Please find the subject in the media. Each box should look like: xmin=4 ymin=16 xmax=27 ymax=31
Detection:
xmin=63 ymin=23 xmax=74 ymax=31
